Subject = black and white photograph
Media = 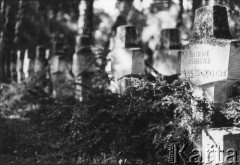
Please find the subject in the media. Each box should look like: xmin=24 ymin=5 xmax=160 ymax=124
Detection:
xmin=0 ymin=0 xmax=240 ymax=164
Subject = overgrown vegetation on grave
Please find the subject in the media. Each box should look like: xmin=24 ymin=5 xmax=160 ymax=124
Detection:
xmin=0 ymin=68 xmax=238 ymax=165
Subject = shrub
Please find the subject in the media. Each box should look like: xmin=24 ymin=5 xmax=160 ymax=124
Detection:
xmin=1 ymin=71 xmax=239 ymax=164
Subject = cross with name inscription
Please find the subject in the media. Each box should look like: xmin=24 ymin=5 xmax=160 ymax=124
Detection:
xmin=181 ymin=5 xmax=240 ymax=103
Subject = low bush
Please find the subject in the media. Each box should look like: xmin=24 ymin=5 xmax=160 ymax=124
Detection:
xmin=0 ymin=72 xmax=239 ymax=164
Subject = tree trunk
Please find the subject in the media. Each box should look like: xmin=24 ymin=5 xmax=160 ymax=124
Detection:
xmin=72 ymin=0 xmax=94 ymax=101
xmin=0 ymin=0 xmax=5 ymax=82
xmin=78 ymin=0 xmax=94 ymax=41
xmin=0 ymin=0 xmax=19 ymax=83
xmin=177 ymin=0 xmax=183 ymax=28
xmin=205 ymin=0 xmax=209 ymax=5
xmin=112 ymin=0 xmax=134 ymax=35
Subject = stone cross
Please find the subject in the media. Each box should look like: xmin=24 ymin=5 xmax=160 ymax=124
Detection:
xmin=23 ymin=49 xmax=30 ymax=79
xmin=50 ymin=41 xmax=73 ymax=98
xmin=22 ymin=48 xmax=36 ymax=79
xmin=28 ymin=48 xmax=35 ymax=77
xmin=181 ymin=5 xmax=240 ymax=103
xmin=202 ymin=127 xmax=240 ymax=164
xmin=34 ymin=46 xmax=47 ymax=73
xmin=72 ymin=35 xmax=93 ymax=77
xmin=16 ymin=49 xmax=25 ymax=83
xmin=109 ymin=25 xmax=145 ymax=93
xmin=10 ymin=50 xmax=17 ymax=82
xmin=153 ymin=28 xmax=182 ymax=76
xmin=72 ymin=35 xmax=95 ymax=101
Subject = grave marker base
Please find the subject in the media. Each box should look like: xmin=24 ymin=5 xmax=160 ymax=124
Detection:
xmin=202 ymin=127 xmax=240 ymax=165
xmin=191 ymin=79 xmax=237 ymax=103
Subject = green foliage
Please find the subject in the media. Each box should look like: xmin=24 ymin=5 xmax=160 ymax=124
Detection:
xmin=15 ymin=1 xmax=50 ymax=49
xmin=0 ymin=52 xmax=239 ymax=164
xmin=2 ymin=1 xmax=240 ymax=164
xmin=2 ymin=71 xmax=240 ymax=164
xmin=0 ymin=72 xmax=216 ymax=164
xmin=221 ymin=82 xmax=240 ymax=126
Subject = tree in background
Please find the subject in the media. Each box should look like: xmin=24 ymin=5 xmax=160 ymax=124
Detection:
xmin=15 ymin=1 xmax=43 ymax=50
xmin=1 ymin=0 xmax=240 ymax=84
xmin=78 ymin=0 xmax=94 ymax=41
xmin=0 ymin=0 xmax=19 ymax=83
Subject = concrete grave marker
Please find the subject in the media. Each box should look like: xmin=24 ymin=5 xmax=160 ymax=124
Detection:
xmin=35 ymin=46 xmax=47 ymax=73
xmin=22 ymin=48 xmax=36 ymax=79
xmin=202 ymin=127 xmax=240 ymax=164
xmin=10 ymin=50 xmax=17 ymax=82
xmin=110 ymin=25 xmax=145 ymax=93
xmin=27 ymin=48 xmax=35 ymax=77
xmin=16 ymin=49 xmax=24 ymax=83
xmin=153 ymin=28 xmax=181 ymax=76
xmin=181 ymin=5 xmax=240 ymax=103
xmin=50 ymin=41 xmax=73 ymax=98
xmin=72 ymin=35 xmax=93 ymax=77
xmin=50 ymin=42 xmax=65 ymax=74
xmin=23 ymin=50 xmax=30 ymax=79
xmin=72 ymin=35 xmax=95 ymax=101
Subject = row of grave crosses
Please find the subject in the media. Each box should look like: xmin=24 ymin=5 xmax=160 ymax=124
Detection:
xmin=186 ymin=6 xmax=240 ymax=164
xmin=110 ymin=4 xmax=240 ymax=105
xmin=12 ymin=42 xmax=73 ymax=97
xmin=107 ymin=27 xmax=182 ymax=94
xmin=12 ymin=5 xmax=240 ymax=160
xmin=12 ymin=5 xmax=240 ymax=105
xmin=11 ymin=46 xmax=49 ymax=83
xmin=111 ymin=6 xmax=240 ymax=164
xmin=13 ymin=36 xmax=93 ymax=99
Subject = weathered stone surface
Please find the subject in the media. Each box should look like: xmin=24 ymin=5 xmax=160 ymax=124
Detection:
xmin=192 ymin=5 xmax=232 ymax=42
xmin=228 ymin=41 xmax=240 ymax=79
xmin=181 ymin=5 xmax=240 ymax=103
xmin=153 ymin=28 xmax=181 ymax=76
xmin=202 ymin=127 xmax=240 ymax=164
xmin=181 ymin=42 xmax=240 ymax=86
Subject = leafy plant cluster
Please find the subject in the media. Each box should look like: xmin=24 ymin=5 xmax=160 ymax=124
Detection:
xmin=0 ymin=70 xmax=222 ymax=164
